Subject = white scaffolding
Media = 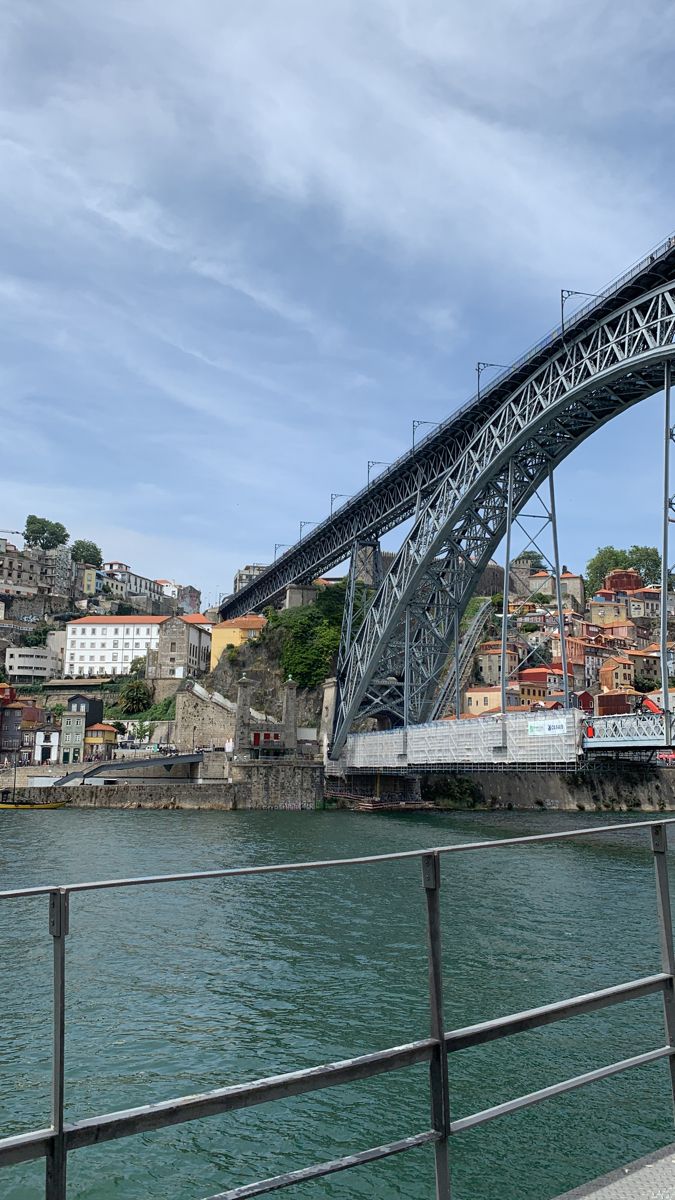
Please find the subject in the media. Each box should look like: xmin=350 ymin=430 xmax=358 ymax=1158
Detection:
xmin=340 ymin=711 xmax=583 ymax=771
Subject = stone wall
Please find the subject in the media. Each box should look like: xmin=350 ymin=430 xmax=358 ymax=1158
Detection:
xmin=175 ymin=689 xmax=235 ymax=750
xmin=230 ymin=761 xmax=323 ymax=809
xmin=10 ymin=761 xmax=324 ymax=810
xmin=423 ymin=766 xmax=675 ymax=812
xmin=152 ymin=678 xmax=182 ymax=704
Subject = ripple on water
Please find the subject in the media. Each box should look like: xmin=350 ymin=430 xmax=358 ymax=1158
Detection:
xmin=0 ymin=807 xmax=673 ymax=1199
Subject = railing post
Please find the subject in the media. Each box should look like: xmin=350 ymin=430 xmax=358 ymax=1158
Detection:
xmin=422 ymin=853 xmax=451 ymax=1199
xmin=650 ymin=824 xmax=675 ymax=1114
xmin=46 ymin=889 xmax=69 ymax=1200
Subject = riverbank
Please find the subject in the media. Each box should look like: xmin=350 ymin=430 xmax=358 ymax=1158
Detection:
xmin=423 ymin=764 xmax=675 ymax=812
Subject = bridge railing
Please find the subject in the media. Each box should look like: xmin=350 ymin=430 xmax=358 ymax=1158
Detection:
xmin=2 ymin=820 xmax=675 ymax=1199
xmin=585 ymin=712 xmax=672 ymax=746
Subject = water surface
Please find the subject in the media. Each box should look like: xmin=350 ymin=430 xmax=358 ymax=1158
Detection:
xmin=0 ymin=808 xmax=673 ymax=1199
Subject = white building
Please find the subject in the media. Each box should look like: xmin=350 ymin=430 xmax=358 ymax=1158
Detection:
xmin=65 ymin=616 xmax=166 ymax=677
xmin=102 ymin=562 xmax=163 ymax=604
xmin=5 ymin=645 xmax=61 ymax=682
xmin=46 ymin=629 xmax=67 ymax=674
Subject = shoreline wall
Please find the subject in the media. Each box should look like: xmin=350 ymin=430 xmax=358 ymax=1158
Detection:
xmin=424 ymin=767 xmax=675 ymax=812
xmin=9 ymin=761 xmax=323 ymax=811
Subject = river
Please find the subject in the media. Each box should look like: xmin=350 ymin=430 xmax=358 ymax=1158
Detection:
xmin=1 ymin=808 xmax=673 ymax=1200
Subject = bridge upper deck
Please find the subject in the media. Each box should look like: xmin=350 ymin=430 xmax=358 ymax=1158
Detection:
xmin=221 ymin=233 xmax=675 ymax=620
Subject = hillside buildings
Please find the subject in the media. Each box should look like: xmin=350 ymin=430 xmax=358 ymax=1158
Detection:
xmin=65 ymin=614 xmax=212 ymax=679
xmin=210 ymin=615 xmax=267 ymax=670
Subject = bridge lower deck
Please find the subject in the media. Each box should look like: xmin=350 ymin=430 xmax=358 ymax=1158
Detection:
xmin=555 ymin=1143 xmax=675 ymax=1198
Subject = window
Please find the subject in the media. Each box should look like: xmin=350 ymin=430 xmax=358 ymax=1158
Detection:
xmin=65 ymin=718 xmax=71 ymax=727
xmin=79 ymin=704 xmax=86 ymax=713
xmin=170 ymin=642 xmax=176 ymax=653
xmin=484 ymin=697 xmax=488 ymax=705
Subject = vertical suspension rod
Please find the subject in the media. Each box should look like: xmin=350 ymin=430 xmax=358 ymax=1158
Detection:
xmin=549 ymin=467 xmax=570 ymax=710
xmin=662 ymin=361 xmax=672 ymax=745
xmin=453 ymin=606 xmax=461 ymax=719
xmin=500 ymin=460 xmax=515 ymax=718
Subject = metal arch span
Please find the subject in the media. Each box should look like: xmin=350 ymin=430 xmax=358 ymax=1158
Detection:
xmin=331 ymin=281 xmax=675 ymax=756
xmin=220 ymin=235 xmax=675 ymax=620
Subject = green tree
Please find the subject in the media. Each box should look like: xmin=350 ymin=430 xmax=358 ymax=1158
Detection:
xmin=517 ymin=550 xmax=545 ymax=571
xmin=634 ymin=673 xmax=659 ymax=693
xmin=134 ymin=719 xmax=156 ymax=743
xmin=49 ymin=703 xmax=65 ymax=720
xmin=23 ymin=515 xmax=69 ymax=551
xmin=585 ymin=546 xmax=631 ymax=596
xmin=129 ymin=656 xmax=146 ymax=678
xmin=70 ymin=539 xmax=103 ymax=567
xmin=111 ymin=720 xmax=127 ymax=736
xmin=19 ymin=622 xmax=51 ymax=647
xmin=118 ymin=679 xmax=152 ymax=714
xmin=627 ymin=545 xmax=661 ymax=586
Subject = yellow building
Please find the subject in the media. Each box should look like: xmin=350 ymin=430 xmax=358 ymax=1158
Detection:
xmin=83 ymin=722 xmax=118 ymax=760
xmin=210 ymin=615 xmax=267 ymax=670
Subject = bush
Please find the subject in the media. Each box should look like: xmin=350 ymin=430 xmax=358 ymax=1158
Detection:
xmin=263 ymin=581 xmax=347 ymax=688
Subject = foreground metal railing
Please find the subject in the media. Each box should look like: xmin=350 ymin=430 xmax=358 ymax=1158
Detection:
xmin=2 ymin=820 xmax=675 ymax=1200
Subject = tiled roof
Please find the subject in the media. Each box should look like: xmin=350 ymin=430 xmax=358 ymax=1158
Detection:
xmin=180 ymin=614 xmax=211 ymax=624
xmin=85 ymin=723 xmax=118 ymax=732
xmin=214 ymin=615 xmax=267 ymax=630
xmin=68 ymin=616 xmax=166 ymax=625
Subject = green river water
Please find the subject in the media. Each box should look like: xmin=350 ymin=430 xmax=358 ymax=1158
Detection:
xmin=1 ymin=807 xmax=674 ymax=1199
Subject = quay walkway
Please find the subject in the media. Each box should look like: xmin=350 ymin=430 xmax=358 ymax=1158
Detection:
xmin=555 ymin=1142 xmax=675 ymax=1197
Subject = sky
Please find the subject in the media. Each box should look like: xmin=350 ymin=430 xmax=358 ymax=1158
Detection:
xmin=1 ymin=1 xmax=675 ymax=607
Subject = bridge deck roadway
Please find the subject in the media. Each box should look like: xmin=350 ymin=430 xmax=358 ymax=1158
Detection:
xmin=554 ymin=1143 xmax=675 ymax=1199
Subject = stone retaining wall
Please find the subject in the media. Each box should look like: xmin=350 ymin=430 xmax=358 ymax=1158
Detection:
xmin=9 ymin=761 xmax=324 ymax=811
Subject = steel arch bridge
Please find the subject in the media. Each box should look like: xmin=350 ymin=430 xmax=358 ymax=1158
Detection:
xmin=219 ymin=234 xmax=675 ymax=757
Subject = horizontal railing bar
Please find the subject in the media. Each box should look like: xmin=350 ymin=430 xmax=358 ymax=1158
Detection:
xmin=0 ymin=1127 xmax=54 ymax=1167
xmin=2 ymin=819 xmax=674 ymax=901
xmin=203 ymin=1130 xmax=440 ymax=1199
xmin=450 ymin=1045 xmax=674 ymax=1134
xmin=66 ymin=1039 xmax=435 ymax=1151
xmin=446 ymin=973 xmax=670 ymax=1052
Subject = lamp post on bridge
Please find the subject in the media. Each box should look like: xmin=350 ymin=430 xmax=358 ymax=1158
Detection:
xmin=560 ymin=289 xmax=601 ymax=337
xmin=330 ymin=493 xmax=349 ymax=516
xmin=412 ymin=420 xmax=437 ymax=449
xmin=367 ymin=461 xmax=390 ymax=487
xmin=299 ymin=521 xmax=317 ymax=540
xmin=476 ymin=362 xmax=506 ymax=403
xmin=274 ymin=543 xmax=290 ymax=561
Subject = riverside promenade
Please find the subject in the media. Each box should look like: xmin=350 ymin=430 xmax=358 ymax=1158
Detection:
xmin=556 ymin=1142 xmax=675 ymax=1197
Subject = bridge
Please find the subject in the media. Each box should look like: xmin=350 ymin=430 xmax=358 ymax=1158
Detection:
xmin=52 ymin=753 xmax=203 ymax=787
xmin=220 ymin=231 xmax=675 ymax=765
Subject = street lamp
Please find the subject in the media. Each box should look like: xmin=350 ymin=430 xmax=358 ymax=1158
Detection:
xmin=299 ymin=521 xmax=317 ymax=540
xmin=330 ymin=493 xmax=349 ymax=515
xmin=367 ymin=461 xmax=390 ymax=487
xmin=412 ymin=420 xmax=437 ymax=449
xmin=274 ymin=543 xmax=290 ymax=560
xmin=560 ymin=289 xmax=600 ymax=336
xmin=476 ymin=362 xmax=507 ymax=402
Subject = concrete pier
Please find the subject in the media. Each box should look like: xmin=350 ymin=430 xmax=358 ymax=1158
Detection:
xmin=555 ymin=1143 xmax=675 ymax=1197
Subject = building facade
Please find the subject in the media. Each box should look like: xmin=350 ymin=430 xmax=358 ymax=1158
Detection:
xmin=4 ymin=645 xmax=60 ymax=683
xmin=210 ymin=615 xmax=267 ymax=670
xmin=65 ymin=616 xmax=165 ymax=676
xmin=233 ymin=564 xmax=267 ymax=594
xmin=145 ymin=615 xmax=211 ymax=679
xmin=102 ymin=562 xmax=163 ymax=605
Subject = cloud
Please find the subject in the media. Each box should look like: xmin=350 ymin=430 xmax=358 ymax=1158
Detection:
xmin=0 ymin=0 xmax=674 ymax=596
